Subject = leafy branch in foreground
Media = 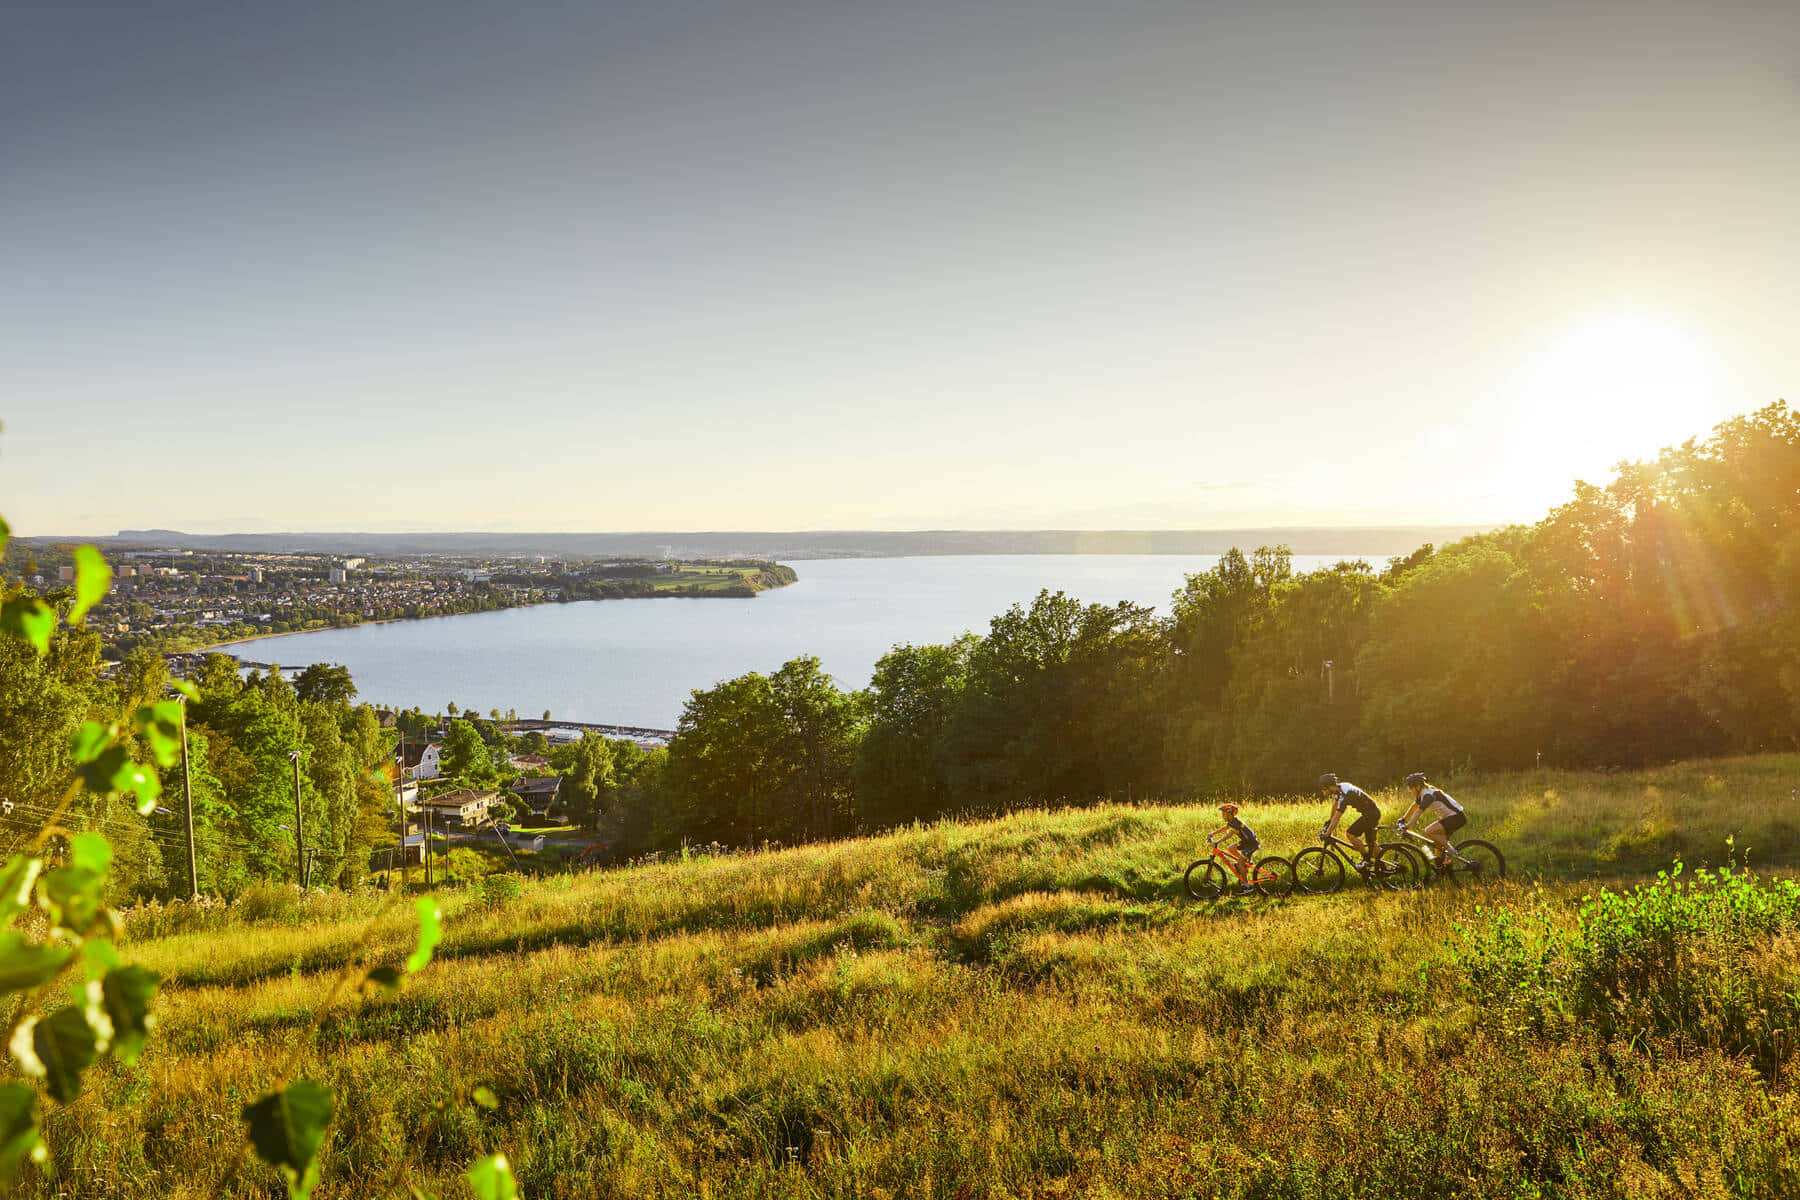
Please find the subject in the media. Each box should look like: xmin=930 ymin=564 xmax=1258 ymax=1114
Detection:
xmin=0 ymin=522 xmax=520 ymax=1196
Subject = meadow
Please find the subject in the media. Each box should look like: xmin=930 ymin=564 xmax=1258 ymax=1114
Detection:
xmin=40 ymin=756 xmax=1800 ymax=1198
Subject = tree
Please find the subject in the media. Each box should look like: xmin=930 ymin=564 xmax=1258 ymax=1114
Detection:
xmin=552 ymin=733 xmax=615 ymax=829
xmin=293 ymin=663 xmax=356 ymax=706
xmin=854 ymin=637 xmax=975 ymax=828
xmin=439 ymin=719 xmax=496 ymax=785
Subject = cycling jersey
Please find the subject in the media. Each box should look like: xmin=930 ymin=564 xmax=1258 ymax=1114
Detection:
xmin=1332 ymin=782 xmax=1380 ymax=818
xmin=1419 ymin=787 xmax=1463 ymax=817
xmin=1224 ymin=815 xmax=1260 ymax=854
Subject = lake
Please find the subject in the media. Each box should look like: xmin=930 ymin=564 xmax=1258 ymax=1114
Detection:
xmin=229 ymin=554 xmax=1368 ymax=727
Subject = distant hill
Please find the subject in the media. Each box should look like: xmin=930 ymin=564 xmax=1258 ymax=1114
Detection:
xmin=91 ymin=527 xmax=1489 ymax=559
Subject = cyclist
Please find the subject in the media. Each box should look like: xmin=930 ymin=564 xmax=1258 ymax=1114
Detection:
xmin=1397 ymin=772 xmax=1471 ymax=867
xmin=1317 ymin=772 xmax=1382 ymax=869
xmin=1208 ymin=803 xmax=1261 ymax=895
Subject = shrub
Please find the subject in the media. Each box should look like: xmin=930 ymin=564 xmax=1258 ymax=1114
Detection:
xmin=480 ymin=872 xmax=523 ymax=908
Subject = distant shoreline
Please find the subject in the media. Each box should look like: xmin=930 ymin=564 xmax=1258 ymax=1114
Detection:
xmin=80 ymin=526 xmax=1486 ymax=559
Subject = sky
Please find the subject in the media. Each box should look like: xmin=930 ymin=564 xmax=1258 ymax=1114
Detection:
xmin=4 ymin=0 xmax=1796 ymax=536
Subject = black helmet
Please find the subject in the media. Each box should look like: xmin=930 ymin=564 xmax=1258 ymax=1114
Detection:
xmin=1317 ymin=773 xmax=1338 ymax=789
xmin=1405 ymin=772 xmax=1427 ymax=788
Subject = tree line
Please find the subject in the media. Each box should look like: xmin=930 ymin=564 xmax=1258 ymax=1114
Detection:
xmin=603 ymin=402 xmax=1800 ymax=853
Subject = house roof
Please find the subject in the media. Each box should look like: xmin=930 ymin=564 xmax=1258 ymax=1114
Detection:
xmin=398 ymin=742 xmax=438 ymax=768
xmin=509 ymin=776 xmax=562 ymax=798
xmin=419 ymin=788 xmax=498 ymax=810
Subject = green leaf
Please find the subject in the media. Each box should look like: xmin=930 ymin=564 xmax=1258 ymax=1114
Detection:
xmin=41 ymin=865 xmax=106 ymax=935
xmin=0 ymin=516 xmax=8 ymax=562
xmin=73 ymin=744 xmax=128 ymax=796
xmin=0 ymin=934 xmax=74 ymax=994
xmin=0 ymin=597 xmax=54 ymax=656
xmin=69 ymin=546 xmax=112 ymax=625
xmin=0 ymin=859 xmax=42 ymax=927
xmin=34 ymin=1005 xmax=101 ymax=1103
xmin=70 ymin=832 xmax=111 ymax=877
xmin=0 ymin=1081 xmax=46 ymax=1182
xmin=242 ymin=1079 xmax=334 ymax=1199
xmin=69 ymin=721 xmax=114 ymax=765
xmin=170 ymin=679 xmax=200 ymax=702
xmin=115 ymin=761 xmax=162 ymax=814
xmin=465 ymin=1153 xmax=518 ymax=1200
xmin=133 ymin=700 xmax=186 ymax=769
xmin=471 ymin=1086 xmax=498 ymax=1110
xmin=406 ymin=896 xmax=442 ymax=974
xmin=100 ymin=966 xmax=158 ymax=1065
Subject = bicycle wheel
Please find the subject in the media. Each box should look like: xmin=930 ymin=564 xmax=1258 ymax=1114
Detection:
xmin=1184 ymin=859 xmax=1230 ymax=901
xmin=1252 ymin=855 xmax=1295 ymax=898
xmin=1449 ymin=840 xmax=1506 ymax=885
xmin=1290 ymin=847 xmax=1343 ymax=895
xmin=1369 ymin=845 xmax=1419 ymax=891
xmin=1379 ymin=841 xmax=1427 ymax=889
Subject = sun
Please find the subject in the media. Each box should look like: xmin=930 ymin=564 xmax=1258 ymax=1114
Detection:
xmin=1499 ymin=311 xmax=1729 ymax=510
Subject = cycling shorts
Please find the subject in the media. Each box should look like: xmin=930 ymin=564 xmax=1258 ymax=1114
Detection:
xmin=1346 ymin=810 xmax=1378 ymax=838
xmin=1436 ymin=811 xmax=1467 ymax=835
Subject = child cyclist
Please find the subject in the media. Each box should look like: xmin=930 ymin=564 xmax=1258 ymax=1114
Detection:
xmin=1397 ymin=772 xmax=1471 ymax=867
xmin=1317 ymin=772 xmax=1382 ymax=869
xmin=1208 ymin=803 xmax=1262 ymax=895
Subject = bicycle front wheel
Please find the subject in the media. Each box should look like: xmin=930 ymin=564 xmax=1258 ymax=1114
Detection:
xmin=1252 ymin=856 xmax=1294 ymax=898
xmin=1184 ymin=859 xmax=1229 ymax=901
xmin=1370 ymin=845 xmax=1420 ymax=891
xmin=1290 ymin=847 xmax=1344 ymax=895
xmin=1450 ymin=840 xmax=1506 ymax=885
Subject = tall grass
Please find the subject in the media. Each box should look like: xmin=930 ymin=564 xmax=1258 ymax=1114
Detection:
xmin=34 ymin=755 xmax=1800 ymax=1198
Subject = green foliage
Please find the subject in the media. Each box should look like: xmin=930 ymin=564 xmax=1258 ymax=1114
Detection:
xmin=242 ymin=1079 xmax=334 ymax=1199
xmin=0 ymin=1082 xmax=45 ymax=1179
xmin=68 ymin=546 xmax=111 ymax=626
xmin=466 ymin=1153 xmax=519 ymax=1200
xmin=1454 ymin=859 xmax=1800 ymax=1077
xmin=30 ymin=1006 xmax=102 ymax=1104
xmin=478 ymin=873 xmax=522 ymax=908
xmin=407 ymin=895 xmax=442 ymax=974
xmin=292 ymin=663 xmax=356 ymax=706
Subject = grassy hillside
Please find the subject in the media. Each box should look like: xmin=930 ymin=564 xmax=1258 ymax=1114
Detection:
xmin=42 ymin=756 xmax=1800 ymax=1198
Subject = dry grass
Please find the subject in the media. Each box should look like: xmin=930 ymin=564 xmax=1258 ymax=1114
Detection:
xmin=32 ymin=756 xmax=1800 ymax=1197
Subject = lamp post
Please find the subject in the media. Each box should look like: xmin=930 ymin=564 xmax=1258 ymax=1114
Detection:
xmin=288 ymin=749 xmax=304 ymax=889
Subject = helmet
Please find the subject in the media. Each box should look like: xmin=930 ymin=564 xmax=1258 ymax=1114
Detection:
xmin=1405 ymin=772 xmax=1427 ymax=788
xmin=1317 ymin=773 xmax=1338 ymax=789
xmin=1219 ymin=802 xmax=1240 ymax=817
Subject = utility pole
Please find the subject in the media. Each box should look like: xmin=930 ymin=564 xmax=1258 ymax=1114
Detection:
xmin=396 ymin=735 xmax=411 ymax=893
xmin=288 ymin=749 xmax=304 ymax=890
xmin=179 ymin=699 xmax=199 ymax=900
xmin=423 ymin=804 xmax=434 ymax=888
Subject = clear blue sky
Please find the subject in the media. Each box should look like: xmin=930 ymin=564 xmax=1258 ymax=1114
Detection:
xmin=5 ymin=0 xmax=1796 ymax=535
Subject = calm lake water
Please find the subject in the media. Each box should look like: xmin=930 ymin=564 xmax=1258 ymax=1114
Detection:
xmin=230 ymin=554 xmax=1364 ymax=727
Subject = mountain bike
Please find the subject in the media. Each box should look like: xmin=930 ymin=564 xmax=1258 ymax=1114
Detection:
xmin=1290 ymin=828 xmax=1421 ymax=895
xmin=1184 ymin=838 xmax=1295 ymax=900
xmin=1399 ymin=826 xmax=1506 ymax=885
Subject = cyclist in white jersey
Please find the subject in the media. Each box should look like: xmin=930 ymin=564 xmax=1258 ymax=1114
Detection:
xmin=1396 ymin=772 xmax=1471 ymax=867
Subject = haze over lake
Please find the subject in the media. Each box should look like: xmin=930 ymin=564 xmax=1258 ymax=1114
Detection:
xmin=231 ymin=554 xmax=1365 ymax=727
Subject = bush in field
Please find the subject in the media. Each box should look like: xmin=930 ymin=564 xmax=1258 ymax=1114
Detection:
xmin=1455 ymin=859 xmax=1800 ymax=1077
xmin=479 ymin=872 xmax=522 ymax=908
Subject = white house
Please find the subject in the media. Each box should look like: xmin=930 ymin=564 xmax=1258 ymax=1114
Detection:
xmin=401 ymin=742 xmax=442 ymax=780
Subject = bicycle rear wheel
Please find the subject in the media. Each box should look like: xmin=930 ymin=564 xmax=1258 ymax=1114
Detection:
xmin=1449 ymin=840 xmax=1506 ymax=885
xmin=1184 ymin=859 xmax=1229 ymax=901
xmin=1370 ymin=845 xmax=1420 ymax=891
xmin=1290 ymin=847 xmax=1343 ymax=895
xmin=1252 ymin=855 xmax=1295 ymax=898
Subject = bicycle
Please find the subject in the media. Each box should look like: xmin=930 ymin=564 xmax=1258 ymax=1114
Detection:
xmin=1399 ymin=825 xmax=1506 ymax=885
xmin=1183 ymin=837 xmax=1295 ymax=900
xmin=1290 ymin=828 xmax=1422 ymax=895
